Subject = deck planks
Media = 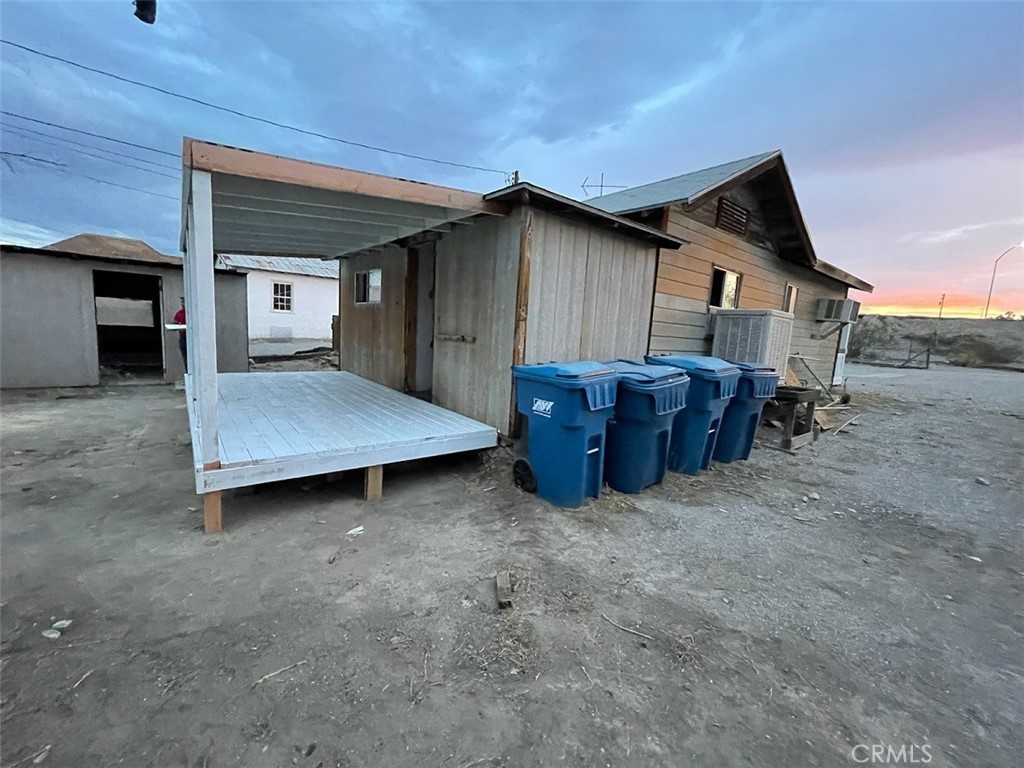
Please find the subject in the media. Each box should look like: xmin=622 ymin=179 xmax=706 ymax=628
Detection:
xmin=191 ymin=371 xmax=497 ymax=492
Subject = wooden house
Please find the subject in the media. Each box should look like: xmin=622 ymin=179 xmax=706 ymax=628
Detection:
xmin=589 ymin=151 xmax=873 ymax=388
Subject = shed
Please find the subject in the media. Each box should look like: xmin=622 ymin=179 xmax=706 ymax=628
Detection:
xmin=179 ymin=139 xmax=683 ymax=531
xmin=589 ymin=151 xmax=873 ymax=388
xmin=0 ymin=236 xmax=248 ymax=388
xmin=216 ymin=254 xmax=339 ymax=346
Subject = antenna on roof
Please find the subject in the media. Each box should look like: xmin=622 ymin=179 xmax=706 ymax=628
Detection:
xmin=580 ymin=172 xmax=626 ymax=198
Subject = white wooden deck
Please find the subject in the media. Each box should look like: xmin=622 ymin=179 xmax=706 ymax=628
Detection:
xmin=189 ymin=371 xmax=497 ymax=493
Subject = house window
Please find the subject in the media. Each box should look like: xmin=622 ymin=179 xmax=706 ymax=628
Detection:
xmin=782 ymin=283 xmax=799 ymax=313
xmin=710 ymin=267 xmax=741 ymax=309
xmin=272 ymin=281 xmax=292 ymax=312
xmin=715 ymin=197 xmax=749 ymax=237
xmin=354 ymin=268 xmax=382 ymax=305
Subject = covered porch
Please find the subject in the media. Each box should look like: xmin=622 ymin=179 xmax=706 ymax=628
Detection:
xmin=180 ymin=139 xmax=504 ymax=532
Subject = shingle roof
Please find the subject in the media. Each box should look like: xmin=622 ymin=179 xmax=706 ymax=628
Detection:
xmin=216 ymin=254 xmax=339 ymax=279
xmin=45 ymin=233 xmax=182 ymax=266
xmin=587 ymin=151 xmax=780 ymax=214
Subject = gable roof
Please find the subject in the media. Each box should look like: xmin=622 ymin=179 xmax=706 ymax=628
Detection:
xmin=216 ymin=254 xmax=340 ymax=279
xmin=588 ymin=151 xmax=780 ymax=215
xmin=587 ymin=152 xmax=873 ymax=292
xmin=45 ymin=233 xmax=183 ymax=266
xmin=483 ymin=182 xmax=687 ymax=249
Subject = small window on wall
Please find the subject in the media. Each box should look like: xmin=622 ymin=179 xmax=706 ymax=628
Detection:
xmin=782 ymin=283 xmax=799 ymax=313
xmin=354 ymin=268 xmax=382 ymax=305
xmin=710 ymin=267 xmax=741 ymax=309
xmin=272 ymin=281 xmax=292 ymax=312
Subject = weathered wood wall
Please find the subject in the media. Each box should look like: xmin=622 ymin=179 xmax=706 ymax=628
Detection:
xmin=525 ymin=209 xmax=656 ymax=364
xmin=338 ymin=246 xmax=407 ymax=390
xmin=652 ymin=189 xmax=849 ymax=386
xmin=433 ymin=215 xmax=520 ymax=432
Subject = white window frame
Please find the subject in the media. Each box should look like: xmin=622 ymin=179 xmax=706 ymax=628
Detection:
xmin=354 ymin=268 xmax=382 ymax=306
xmin=272 ymin=281 xmax=293 ymax=313
xmin=782 ymin=283 xmax=799 ymax=313
xmin=709 ymin=266 xmax=741 ymax=309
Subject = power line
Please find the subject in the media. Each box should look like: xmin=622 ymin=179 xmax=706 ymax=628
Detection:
xmin=0 ymin=111 xmax=179 ymax=157
xmin=1 ymin=39 xmax=509 ymax=176
xmin=58 ymin=170 xmax=177 ymax=200
xmin=3 ymin=127 xmax=179 ymax=178
xmin=0 ymin=151 xmax=65 ymax=169
xmin=0 ymin=122 xmax=178 ymax=170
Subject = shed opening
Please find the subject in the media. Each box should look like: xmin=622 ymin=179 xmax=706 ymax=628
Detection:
xmin=92 ymin=270 xmax=163 ymax=374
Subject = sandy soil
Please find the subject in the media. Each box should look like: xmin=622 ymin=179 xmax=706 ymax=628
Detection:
xmin=1 ymin=364 xmax=1021 ymax=767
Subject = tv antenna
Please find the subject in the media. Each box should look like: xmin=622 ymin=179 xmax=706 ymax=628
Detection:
xmin=580 ymin=172 xmax=626 ymax=198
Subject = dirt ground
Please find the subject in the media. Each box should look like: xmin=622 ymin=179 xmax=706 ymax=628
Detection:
xmin=2 ymin=363 xmax=1021 ymax=767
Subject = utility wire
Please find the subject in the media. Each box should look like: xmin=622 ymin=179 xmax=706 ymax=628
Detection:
xmin=0 ymin=151 xmax=65 ymax=168
xmin=0 ymin=110 xmax=179 ymax=157
xmin=3 ymin=127 xmax=179 ymax=179
xmin=1 ymin=39 xmax=509 ymax=175
xmin=57 ymin=170 xmax=177 ymax=200
xmin=0 ymin=122 xmax=179 ymax=170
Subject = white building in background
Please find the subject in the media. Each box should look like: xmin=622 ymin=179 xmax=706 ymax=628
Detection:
xmin=216 ymin=255 xmax=338 ymax=343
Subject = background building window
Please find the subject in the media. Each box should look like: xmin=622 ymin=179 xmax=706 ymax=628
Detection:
xmin=272 ymin=281 xmax=292 ymax=312
xmin=710 ymin=267 xmax=741 ymax=309
xmin=782 ymin=283 xmax=799 ymax=313
xmin=354 ymin=268 xmax=382 ymax=305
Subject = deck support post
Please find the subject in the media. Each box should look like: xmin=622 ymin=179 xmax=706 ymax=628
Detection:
xmin=203 ymin=491 xmax=222 ymax=533
xmin=364 ymin=465 xmax=383 ymax=500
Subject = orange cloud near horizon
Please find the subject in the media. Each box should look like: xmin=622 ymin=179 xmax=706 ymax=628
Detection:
xmin=854 ymin=288 xmax=1023 ymax=318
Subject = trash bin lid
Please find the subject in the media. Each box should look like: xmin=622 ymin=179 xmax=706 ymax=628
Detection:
xmin=602 ymin=359 xmax=689 ymax=387
xmin=730 ymin=361 xmax=777 ymax=375
xmin=646 ymin=355 xmax=740 ymax=378
xmin=513 ymin=360 xmax=615 ymax=381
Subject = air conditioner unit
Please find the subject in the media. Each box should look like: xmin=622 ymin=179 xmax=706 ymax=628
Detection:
xmin=711 ymin=309 xmax=794 ymax=381
xmin=816 ymin=298 xmax=861 ymax=323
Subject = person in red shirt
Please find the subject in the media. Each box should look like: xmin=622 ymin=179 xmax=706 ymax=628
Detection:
xmin=173 ymin=298 xmax=187 ymax=373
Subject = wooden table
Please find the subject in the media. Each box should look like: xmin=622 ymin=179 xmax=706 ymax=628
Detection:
xmin=774 ymin=386 xmax=820 ymax=450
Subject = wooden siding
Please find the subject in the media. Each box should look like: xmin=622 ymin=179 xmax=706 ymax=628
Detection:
xmin=525 ymin=209 xmax=656 ymax=364
xmin=433 ymin=216 xmax=520 ymax=432
xmin=338 ymin=246 xmax=407 ymax=390
xmin=652 ymin=205 xmax=848 ymax=386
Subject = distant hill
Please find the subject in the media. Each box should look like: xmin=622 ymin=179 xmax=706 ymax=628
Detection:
xmin=850 ymin=315 xmax=1024 ymax=370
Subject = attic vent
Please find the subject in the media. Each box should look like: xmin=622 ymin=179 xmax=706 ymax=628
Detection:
xmin=715 ymin=197 xmax=749 ymax=237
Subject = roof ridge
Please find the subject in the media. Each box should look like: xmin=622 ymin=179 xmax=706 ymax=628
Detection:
xmin=590 ymin=150 xmax=779 ymax=203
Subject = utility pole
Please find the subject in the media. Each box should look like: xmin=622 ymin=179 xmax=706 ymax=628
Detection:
xmin=938 ymin=293 xmax=945 ymax=319
xmin=984 ymin=242 xmax=1023 ymax=318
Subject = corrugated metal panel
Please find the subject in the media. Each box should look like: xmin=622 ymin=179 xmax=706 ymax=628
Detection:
xmin=433 ymin=216 xmax=520 ymax=432
xmin=588 ymin=151 xmax=779 ymax=214
xmin=525 ymin=210 xmax=656 ymax=365
xmin=217 ymin=254 xmax=339 ymax=279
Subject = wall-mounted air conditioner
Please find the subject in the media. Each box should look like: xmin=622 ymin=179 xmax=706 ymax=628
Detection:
xmin=816 ymin=298 xmax=861 ymax=323
xmin=711 ymin=309 xmax=794 ymax=381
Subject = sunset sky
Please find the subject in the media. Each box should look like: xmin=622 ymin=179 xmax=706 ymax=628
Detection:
xmin=1 ymin=1 xmax=1022 ymax=317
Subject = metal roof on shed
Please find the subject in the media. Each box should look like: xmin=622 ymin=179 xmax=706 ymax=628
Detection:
xmin=216 ymin=254 xmax=339 ymax=278
xmin=587 ymin=151 xmax=779 ymax=214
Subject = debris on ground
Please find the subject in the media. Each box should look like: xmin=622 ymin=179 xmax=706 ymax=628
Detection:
xmin=495 ymin=570 xmax=513 ymax=610
xmin=346 ymin=525 xmax=364 ymax=537
xmin=975 ymin=477 xmax=991 ymax=486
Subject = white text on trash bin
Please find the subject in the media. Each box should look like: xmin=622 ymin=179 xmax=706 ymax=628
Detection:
xmin=532 ymin=398 xmax=554 ymax=417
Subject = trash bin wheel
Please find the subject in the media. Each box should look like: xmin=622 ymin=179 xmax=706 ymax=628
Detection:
xmin=512 ymin=458 xmax=537 ymax=493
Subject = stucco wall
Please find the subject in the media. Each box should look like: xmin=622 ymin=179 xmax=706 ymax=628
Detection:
xmin=246 ymin=269 xmax=337 ymax=341
xmin=0 ymin=252 xmax=249 ymax=388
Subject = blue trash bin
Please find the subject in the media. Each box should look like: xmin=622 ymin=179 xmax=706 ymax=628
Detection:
xmin=713 ymin=362 xmax=779 ymax=463
xmin=645 ymin=355 xmax=740 ymax=474
xmin=512 ymin=361 xmax=618 ymax=508
xmin=601 ymin=360 xmax=690 ymax=494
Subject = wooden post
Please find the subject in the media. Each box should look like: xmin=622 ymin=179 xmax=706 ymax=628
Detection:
xmin=364 ymin=465 xmax=383 ymax=501
xmin=203 ymin=490 xmax=222 ymax=533
xmin=509 ymin=208 xmax=533 ymax=436
xmin=186 ymin=170 xmax=219 ymax=466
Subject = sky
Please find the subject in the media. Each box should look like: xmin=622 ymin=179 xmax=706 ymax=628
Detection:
xmin=1 ymin=0 xmax=1022 ymax=317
